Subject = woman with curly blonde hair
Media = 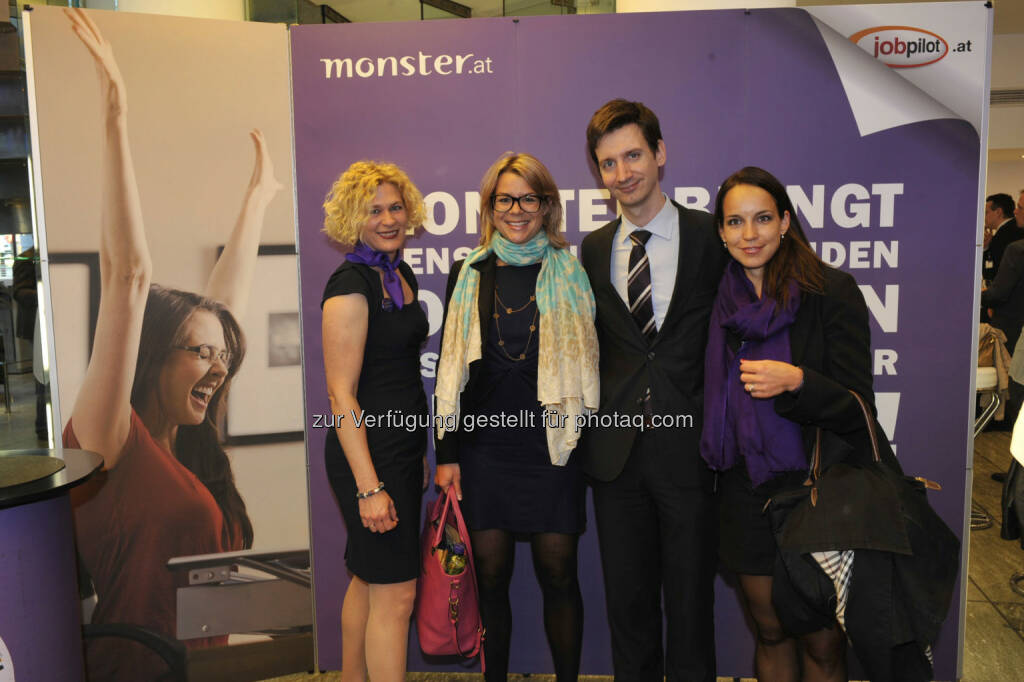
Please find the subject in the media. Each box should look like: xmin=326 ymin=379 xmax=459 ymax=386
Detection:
xmin=320 ymin=160 xmax=429 ymax=682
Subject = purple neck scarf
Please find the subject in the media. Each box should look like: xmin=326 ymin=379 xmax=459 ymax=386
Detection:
xmin=346 ymin=242 xmax=404 ymax=310
xmin=700 ymin=261 xmax=806 ymax=487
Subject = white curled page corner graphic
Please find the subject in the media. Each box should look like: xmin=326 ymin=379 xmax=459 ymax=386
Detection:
xmin=0 ymin=634 xmax=14 ymax=681
xmin=805 ymin=11 xmax=961 ymax=137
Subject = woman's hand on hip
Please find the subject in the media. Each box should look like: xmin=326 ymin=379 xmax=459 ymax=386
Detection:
xmin=739 ymin=359 xmax=804 ymax=399
xmin=359 ymin=491 xmax=398 ymax=533
xmin=435 ymin=463 xmax=462 ymax=501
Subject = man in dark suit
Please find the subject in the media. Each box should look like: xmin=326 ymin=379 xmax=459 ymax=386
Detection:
xmin=579 ymin=99 xmax=725 ymax=682
xmin=983 ymin=193 xmax=1020 ymax=283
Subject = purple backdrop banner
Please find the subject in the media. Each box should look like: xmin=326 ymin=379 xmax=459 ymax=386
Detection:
xmin=292 ymin=7 xmax=984 ymax=677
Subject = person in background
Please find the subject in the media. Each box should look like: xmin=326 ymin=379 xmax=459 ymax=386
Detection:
xmin=983 ymin=232 xmax=1024 ymax=355
xmin=12 ymin=247 xmax=45 ymax=440
xmin=983 ymin=198 xmax=1024 ymax=443
xmin=983 ymin=192 xmax=1020 ymax=284
xmin=320 ymin=160 xmax=430 ymax=682
xmin=12 ymin=247 xmax=36 ymax=344
xmin=1016 ymin=189 xmax=1024 ymax=237
xmin=434 ymin=152 xmax=598 ymax=682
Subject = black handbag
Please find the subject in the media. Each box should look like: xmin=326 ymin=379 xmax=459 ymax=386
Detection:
xmin=766 ymin=391 xmax=938 ymax=553
xmin=765 ymin=390 xmax=958 ymax=639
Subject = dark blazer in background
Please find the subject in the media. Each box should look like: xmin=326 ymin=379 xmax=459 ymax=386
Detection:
xmin=983 ymin=237 xmax=1024 ymax=353
xmin=984 ymin=218 xmax=1022 ymax=283
xmin=579 ymin=200 xmax=726 ymax=487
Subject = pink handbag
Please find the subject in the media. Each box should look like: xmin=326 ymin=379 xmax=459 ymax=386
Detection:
xmin=414 ymin=486 xmax=485 ymax=667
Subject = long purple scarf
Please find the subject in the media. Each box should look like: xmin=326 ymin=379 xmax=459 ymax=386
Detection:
xmin=346 ymin=242 xmax=404 ymax=309
xmin=700 ymin=261 xmax=806 ymax=487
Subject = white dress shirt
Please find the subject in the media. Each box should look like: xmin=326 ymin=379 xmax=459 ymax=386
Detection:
xmin=611 ymin=194 xmax=680 ymax=330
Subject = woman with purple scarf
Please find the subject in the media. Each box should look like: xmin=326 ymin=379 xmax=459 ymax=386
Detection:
xmin=320 ymin=161 xmax=429 ymax=681
xmin=701 ymin=166 xmax=883 ymax=682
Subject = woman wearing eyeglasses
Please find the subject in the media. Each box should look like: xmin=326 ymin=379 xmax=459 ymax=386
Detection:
xmin=434 ymin=152 xmax=599 ymax=681
xmin=62 ymin=11 xmax=280 ymax=681
xmin=320 ymin=160 xmax=429 ymax=682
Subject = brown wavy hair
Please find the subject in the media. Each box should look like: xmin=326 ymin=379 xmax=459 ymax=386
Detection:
xmin=131 ymin=285 xmax=253 ymax=549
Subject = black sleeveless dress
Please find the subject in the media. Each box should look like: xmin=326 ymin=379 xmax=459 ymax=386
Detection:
xmin=321 ymin=260 xmax=428 ymax=583
xmin=459 ymin=263 xmax=586 ymax=534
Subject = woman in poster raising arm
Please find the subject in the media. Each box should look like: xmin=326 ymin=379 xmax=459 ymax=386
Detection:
xmin=63 ymin=9 xmax=281 ymax=682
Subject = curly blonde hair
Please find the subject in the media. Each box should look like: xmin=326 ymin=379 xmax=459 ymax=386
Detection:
xmin=479 ymin=153 xmax=567 ymax=249
xmin=322 ymin=161 xmax=426 ymax=246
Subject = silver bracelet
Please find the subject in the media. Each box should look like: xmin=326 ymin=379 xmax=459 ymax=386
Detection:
xmin=356 ymin=481 xmax=385 ymax=500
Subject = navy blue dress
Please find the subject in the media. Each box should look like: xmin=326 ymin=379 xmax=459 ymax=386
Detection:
xmin=459 ymin=263 xmax=586 ymax=534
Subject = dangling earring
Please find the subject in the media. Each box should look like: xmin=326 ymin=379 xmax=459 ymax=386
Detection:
xmin=722 ymin=240 xmax=727 ymax=248
xmin=781 ymin=233 xmax=786 ymax=241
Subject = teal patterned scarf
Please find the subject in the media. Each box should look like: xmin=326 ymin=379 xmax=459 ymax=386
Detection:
xmin=435 ymin=231 xmax=599 ymax=465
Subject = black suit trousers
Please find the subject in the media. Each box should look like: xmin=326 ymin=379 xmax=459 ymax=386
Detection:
xmin=590 ymin=425 xmax=717 ymax=682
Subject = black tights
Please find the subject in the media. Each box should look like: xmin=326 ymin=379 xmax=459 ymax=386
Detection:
xmin=738 ymin=574 xmax=846 ymax=682
xmin=470 ymin=529 xmax=583 ymax=682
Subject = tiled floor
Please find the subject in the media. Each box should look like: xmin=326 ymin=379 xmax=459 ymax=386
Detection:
xmin=961 ymin=427 xmax=1024 ymax=681
xmin=5 ymin=369 xmax=1023 ymax=681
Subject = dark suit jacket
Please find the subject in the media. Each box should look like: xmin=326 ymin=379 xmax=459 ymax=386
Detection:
xmin=984 ymin=218 xmax=1022 ymax=282
xmin=982 ymin=237 xmax=1024 ymax=352
xmin=579 ymin=200 xmax=726 ymax=484
xmin=434 ymin=254 xmax=498 ymax=465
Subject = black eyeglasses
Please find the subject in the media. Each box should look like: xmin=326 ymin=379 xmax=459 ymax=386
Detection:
xmin=491 ymin=193 xmax=544 ymax=214
xmin=175 ymin=344 xmax=232 ymax=366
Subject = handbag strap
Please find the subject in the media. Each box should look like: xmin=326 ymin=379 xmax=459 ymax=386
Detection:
xmin=432 ymin=486 xmax=474 ymax=553
xmin=809 ymin=389 xmax=881 ymax=481
xmin=432 ymin=488 xmax=455 ymax=548
xmin=432 ymin=487 xmax=482 ymax=608
xmin=436 ymin=487 xmax=486 ymax=661
xmin=848 ymin=389 xmax=881 ymax=464
xmin=444 ymin=486 xmax=479 ymax=582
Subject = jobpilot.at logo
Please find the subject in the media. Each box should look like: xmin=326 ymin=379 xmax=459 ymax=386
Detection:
xmin=849 ymin=25 xmax=949 ymax=68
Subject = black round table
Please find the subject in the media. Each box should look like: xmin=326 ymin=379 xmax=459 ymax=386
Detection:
xmin=0 ymin=448 xmax=102 ymax=682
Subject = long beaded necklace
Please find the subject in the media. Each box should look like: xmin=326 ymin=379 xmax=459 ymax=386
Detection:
xmin=493 ymin=288 xmax=538 ymax=361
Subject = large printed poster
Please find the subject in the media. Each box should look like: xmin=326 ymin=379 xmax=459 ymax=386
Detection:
xmin=293 ymin=4 xmax=987 ymax=678
xmin=26 ymin=6 xmax=312 ymax=680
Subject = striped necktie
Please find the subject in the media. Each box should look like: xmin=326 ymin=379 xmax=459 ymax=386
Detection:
xmin=628 ymin=229 xmax=657 ymax=340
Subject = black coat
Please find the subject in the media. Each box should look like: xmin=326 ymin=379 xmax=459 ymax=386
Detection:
xmin=768 ymin=267 xmax=900 ymax=473
xmin=984 ymin=218 xmax=1022 ymax=282
xmin=982 ymin=237 xmax=1024 ymax=351
xmin=766 ymin=268 xmax=957 ymax=682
